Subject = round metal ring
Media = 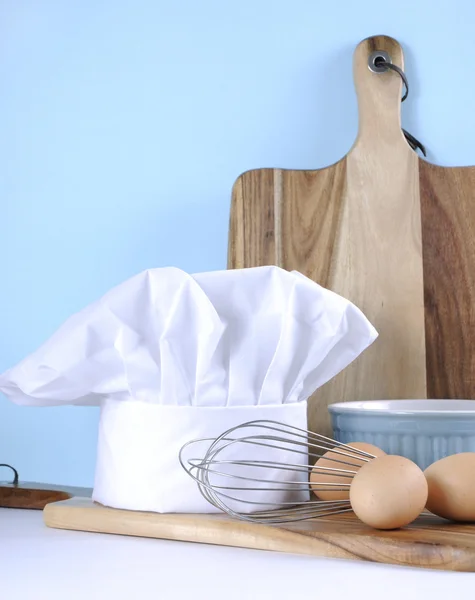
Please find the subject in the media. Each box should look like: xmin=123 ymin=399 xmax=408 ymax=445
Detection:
xmin=368 ymin=50 xmax=392 ymax=73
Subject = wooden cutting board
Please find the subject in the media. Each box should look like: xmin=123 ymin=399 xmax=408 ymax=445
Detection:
xmin=44 ymin=497 xmax=475 ymax=572
xmin=0 ymin=482 xmax=92 ymax=509
xmin=0 ymin=464 xmax=92 ymax=508
xmin=228 ymin=34 xmax=475 ymax=435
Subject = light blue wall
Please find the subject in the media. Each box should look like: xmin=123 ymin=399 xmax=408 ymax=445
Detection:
xmin=1 ymin=0 xmax=474 ymax=487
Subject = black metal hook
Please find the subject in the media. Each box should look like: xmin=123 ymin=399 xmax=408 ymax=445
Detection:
xmin=373 ymin=56 xmax=427 ymax=157
xmin=0 ymin=464 xmax=19 ymax=485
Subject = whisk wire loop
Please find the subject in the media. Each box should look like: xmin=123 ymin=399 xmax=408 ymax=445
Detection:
xmin=180 ymin=419 xmax=375 ymax=524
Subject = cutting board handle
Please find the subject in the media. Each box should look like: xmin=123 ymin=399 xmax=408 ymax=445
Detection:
xmin=353 ymin=35 xmax=407 ymax=149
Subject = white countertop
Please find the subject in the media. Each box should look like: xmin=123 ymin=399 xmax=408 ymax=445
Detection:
xmin=1 ymin=508 xmax=475 ymax=600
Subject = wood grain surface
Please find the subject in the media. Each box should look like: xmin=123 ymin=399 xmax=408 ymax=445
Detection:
xmin=420 ymin=162 xmax=475 ymax=399
xmin=44 ymin=497 xmax=475 ymax=572
xmin=0 ymin=482 xmax=92 ymax=509
xmin=229 ymin=35 xmax=427 ymax=434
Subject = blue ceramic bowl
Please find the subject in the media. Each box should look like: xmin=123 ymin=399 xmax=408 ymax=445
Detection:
xmin=329 ymin=400 xmax=475 ymax=470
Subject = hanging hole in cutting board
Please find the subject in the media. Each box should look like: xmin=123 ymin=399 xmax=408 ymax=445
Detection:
xmin=368 ymin=50 xmax=392 ymax=73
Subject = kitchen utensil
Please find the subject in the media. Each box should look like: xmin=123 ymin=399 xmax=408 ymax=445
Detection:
xmin=179 ymin=419 xmax=378 ymax=523
xmin=329 ymin=400 xmax=475 ymax=470
xmin=228 ymin=34 xmax=425 ymax=435
xmin=0 ymin=481 xmax=92 ymax=509
xmin=228 ymin=33 xmax=475 ymax=434
xmin=0 ymin=464 xmax=92 ymax=509
xmin=181 ymin=419 xmax=427 ymax=530
xmin=44 ymin=497 xmax=475 ymax=572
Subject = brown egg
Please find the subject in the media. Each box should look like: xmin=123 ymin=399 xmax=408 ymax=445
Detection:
xmin=350 ymin=455 xmax=428 ymax=530
xmin=310 ymin=441 xmax=386 ymax=501
xmin=424 ymin=453 xmax=475 ymax=522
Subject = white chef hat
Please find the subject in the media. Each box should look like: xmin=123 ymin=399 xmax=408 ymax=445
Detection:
xmin=0 ymin=266 xmax=377 ymax=513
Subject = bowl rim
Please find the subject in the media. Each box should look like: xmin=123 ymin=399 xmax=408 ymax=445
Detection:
xmin=328 ymin=399 xmax=475 ymax=416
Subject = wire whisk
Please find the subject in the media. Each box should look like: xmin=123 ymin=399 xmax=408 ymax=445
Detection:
xmin=180 ymin=420 xmax=378 ymax=524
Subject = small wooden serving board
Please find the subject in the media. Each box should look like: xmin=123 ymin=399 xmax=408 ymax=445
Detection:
xmin=44 ymin=498 xmax=475 ymax=572
xmin=0 ymin=482 xmax=92 ymax=509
